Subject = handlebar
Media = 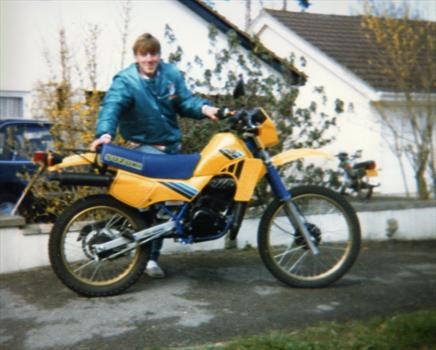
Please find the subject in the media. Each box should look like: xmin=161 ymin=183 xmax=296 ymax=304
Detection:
xmin=216 ymin=107 xmax=232 ymax=120
xmin=217 ymin=107 xmax=265 ymax=134
xmin=336 ymin=150 xmax=363 ymax=162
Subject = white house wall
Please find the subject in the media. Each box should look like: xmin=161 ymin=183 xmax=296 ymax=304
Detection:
xmin=0 ymin=1 xmax=420 ymax=194
xmin=371 ymin=101 xmax=435 ymax=195
xmin=0 ymin=0 xmax=278 ymax=118
xmin=250 ymin=11 xmax=417 ymax=195
xmin=1 ymin=0 xmax=208 ymax=92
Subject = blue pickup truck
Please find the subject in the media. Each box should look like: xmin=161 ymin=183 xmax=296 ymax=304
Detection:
xmin=0 ymin=119 xmax=52 ymax=214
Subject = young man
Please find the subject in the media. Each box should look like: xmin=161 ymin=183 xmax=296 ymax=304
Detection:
xmin=91 ymin=33 xmax=219 ymax=278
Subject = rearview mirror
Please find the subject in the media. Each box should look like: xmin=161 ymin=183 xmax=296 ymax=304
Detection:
xmin=233 ymin=77 xmax=245 ymax=99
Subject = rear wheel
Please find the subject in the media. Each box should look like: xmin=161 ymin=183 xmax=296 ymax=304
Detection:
xmin=358 ymin=181 xmax=374 ymax=200
xmin=258 ymin=186 xmax=361 ymax=288
xmin=49 ymin=194 xmax=149 ymax=297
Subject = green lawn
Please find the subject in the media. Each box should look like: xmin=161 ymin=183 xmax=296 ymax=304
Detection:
xmin=189 ymin=309 xmax=436 ymax=350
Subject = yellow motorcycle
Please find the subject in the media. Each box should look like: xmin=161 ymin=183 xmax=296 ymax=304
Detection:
xmin=33 ymin=83 xmax=361 ymax=297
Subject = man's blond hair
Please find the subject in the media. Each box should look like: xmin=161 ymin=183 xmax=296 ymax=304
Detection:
xmin=133 ymin=33 xmax=161 ymax=55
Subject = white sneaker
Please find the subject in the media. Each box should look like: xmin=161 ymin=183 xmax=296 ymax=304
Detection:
xmin=225 ymin=235 xmax=238 ymax=249
xmin=145 ymin=260 xmax=165 ymax=278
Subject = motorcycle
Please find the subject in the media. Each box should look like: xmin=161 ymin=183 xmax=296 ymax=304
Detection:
xmin=32 ymin=81 xmax=361 ymax=297
xmin=335 ymin=150 xmax=380 ymax=200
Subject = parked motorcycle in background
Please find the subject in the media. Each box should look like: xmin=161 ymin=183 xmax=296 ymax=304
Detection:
xmin=335 ymin=150 xmax=380 ymax=200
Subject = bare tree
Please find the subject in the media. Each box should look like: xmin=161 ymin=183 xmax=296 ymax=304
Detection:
xmin=245 ymin=0 xmax=252 ymax=31
xmin=119 ymin=0 xmax=132 ymax=69
xmin=84 ymin=24 xmax=100 ymax=91
xmin=362 ymin=1 xmax=435 ymax=199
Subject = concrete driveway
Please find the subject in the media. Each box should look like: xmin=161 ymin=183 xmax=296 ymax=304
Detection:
xmin=1 ymin=240 xmax=435 ymax=349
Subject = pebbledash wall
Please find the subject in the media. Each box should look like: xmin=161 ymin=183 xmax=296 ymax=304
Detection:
xmin=1 ymin=200 xmax=435 ymax=274
xmin=3 ymin=0 xmax=433 ymax=197
xmin=1 ymin=0 xmax=279 ymax=117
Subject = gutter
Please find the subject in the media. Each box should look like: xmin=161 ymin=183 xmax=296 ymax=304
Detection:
xmin=375 ymin=91 xmax=436 ymax=104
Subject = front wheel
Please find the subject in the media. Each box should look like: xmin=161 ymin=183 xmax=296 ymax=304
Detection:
xmin=258 ymin=185 xmax=361 ymax=288
xmin=49 ymin=194 xmax=150 ymax=297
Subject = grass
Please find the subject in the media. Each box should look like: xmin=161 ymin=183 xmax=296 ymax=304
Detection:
xmin=186 ymin=309 xmax=436 ymax=350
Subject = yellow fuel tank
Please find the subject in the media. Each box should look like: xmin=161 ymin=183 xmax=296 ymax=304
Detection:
xmin=194 ymin=133 xmax=252 ymax=176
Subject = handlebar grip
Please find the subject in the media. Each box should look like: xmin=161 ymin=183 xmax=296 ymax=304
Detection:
xmin=217 ymin=107 xmax=232 ymax=120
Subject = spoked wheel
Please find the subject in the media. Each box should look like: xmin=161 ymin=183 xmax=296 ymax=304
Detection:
xmin=258 ymin=185 xmax=361 ymax=288
xmin=49 ymin=195 xmax=150 ymax=297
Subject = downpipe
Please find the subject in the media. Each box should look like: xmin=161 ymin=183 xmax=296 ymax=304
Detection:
xmin=228 ymin=202 xmax=247 ymax=240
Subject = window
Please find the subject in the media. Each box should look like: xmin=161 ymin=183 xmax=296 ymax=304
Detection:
xmin=0 ymin=96 xmax=24 ymax=118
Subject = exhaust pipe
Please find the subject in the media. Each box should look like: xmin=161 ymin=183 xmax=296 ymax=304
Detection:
xmin=49 ymin=172 xmax=113 ymax=187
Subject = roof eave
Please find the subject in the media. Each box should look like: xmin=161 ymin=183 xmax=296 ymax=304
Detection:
xmin=375 ymin=91 xmax=436 ymax=104
xmin=250 ymin=10 xmax=380 ymax=100
xmin=176 ymin=0 xmax=306 ymax=86
xmin=259 ymin=9 xmax=435 ymax=97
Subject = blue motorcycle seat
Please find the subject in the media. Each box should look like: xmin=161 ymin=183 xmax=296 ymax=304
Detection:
xmin=100 ymin=144 xmax=200 ymax=179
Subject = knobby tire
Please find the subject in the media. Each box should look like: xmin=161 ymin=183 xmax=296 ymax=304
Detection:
xmin=49 ymin=194 xmax=150 ymax=297
xmin=258 ymin=185 xmax=361 ymax=288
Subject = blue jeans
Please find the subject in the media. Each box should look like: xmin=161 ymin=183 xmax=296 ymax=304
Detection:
xmin=135 ymin=143 xmax=182 ymax=155
xmin=134 ymin=143 xmax=180 ymax=261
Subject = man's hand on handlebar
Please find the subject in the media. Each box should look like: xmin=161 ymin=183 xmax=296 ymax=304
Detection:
xmin=216 ymin=107 xmax=235 ymax=120
xmin=90 ymin=134 xmax=112 ymax=152
xmin=202 ymin=105 xmax=220 ymax=121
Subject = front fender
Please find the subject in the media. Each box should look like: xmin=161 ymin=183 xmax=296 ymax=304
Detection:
xmin=271 ymin=148 xmax=334 ymax=167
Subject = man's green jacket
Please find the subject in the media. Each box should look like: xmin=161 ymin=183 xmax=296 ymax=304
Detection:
xmin=96 ymin=62 xmax=208 ymax=145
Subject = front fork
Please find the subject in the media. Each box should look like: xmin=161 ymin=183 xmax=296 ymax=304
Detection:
xmin=262 ymin=151 xmax=320 ymax=256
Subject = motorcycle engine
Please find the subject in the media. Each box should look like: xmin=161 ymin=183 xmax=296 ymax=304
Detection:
xmin=185 ymin=176 xmax=236 ymax=237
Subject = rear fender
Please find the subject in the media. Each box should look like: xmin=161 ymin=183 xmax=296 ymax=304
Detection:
xmin=272 ymin=149 xmax=334 ymax=167
xmin=366 ymin=169 xmax=378 ymax=177
xmin=48 ymin=153 xmax=97 ymax=171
